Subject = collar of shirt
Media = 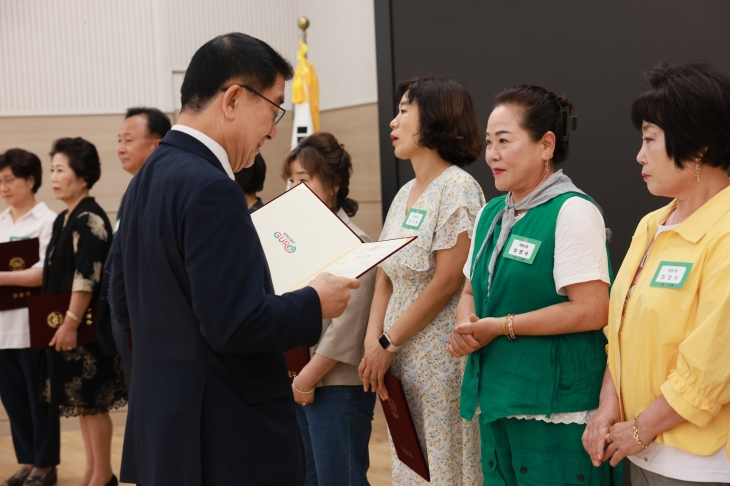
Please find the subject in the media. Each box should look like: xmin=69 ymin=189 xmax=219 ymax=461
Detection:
xmin=0 ymin=201 xmax=51 ymax=223
xmin=336 ymin=207 xmax=351 ymax=225
xmin=171 ymin=124 xmax=234 ymax=181
xmin=670 ymin=184 xmax=730 ymax=243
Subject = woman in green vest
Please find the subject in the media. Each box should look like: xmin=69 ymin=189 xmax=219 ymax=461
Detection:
xmin=448 ymin=85 xmax=614 ymax=485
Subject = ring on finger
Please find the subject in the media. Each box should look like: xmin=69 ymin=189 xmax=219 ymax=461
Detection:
xmin=605 ymin=433 xmax=612 ymax=444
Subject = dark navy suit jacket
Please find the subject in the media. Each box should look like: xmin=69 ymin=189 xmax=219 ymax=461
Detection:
xmin=111 ymin=130 xmax=322 ymax=486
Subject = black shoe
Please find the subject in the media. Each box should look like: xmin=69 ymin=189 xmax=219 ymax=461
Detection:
xmin=105 ymin=475 xmax=118 ymax=486
xmin=23 ymin=467 xmax=56 ymax=486
xmin=4 ymin=466 xmax=32 ymax=486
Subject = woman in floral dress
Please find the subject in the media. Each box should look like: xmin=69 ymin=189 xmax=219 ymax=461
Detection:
xmin=359 ymin=76 xmax=485 ymax=485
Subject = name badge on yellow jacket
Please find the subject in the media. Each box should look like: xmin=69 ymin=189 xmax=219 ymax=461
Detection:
xmin=650 ymin=261 xmax=693 ymax=289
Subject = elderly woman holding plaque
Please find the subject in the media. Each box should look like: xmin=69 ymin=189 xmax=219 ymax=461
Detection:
xmin=448 ymin=85 xmax=613 ymax=485
xmin=359 ymin=76 xmax=485 ymax=485
xmin=40 ymin=138 xmax=126 ymax=486
xmin=583 ymin=63 xmax=730 ymax=486
xmin=0 ymin=149 xmax=58 ymax=486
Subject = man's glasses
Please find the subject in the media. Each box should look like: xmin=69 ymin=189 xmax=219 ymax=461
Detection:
xmin=221 ymin=84 xmax=286 ymax=125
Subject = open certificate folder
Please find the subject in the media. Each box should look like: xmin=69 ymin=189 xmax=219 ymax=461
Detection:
xmin=251 ymin=183 xmax=415 ymax=295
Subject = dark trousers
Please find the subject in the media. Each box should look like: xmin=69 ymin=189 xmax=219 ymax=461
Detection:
xmin=0 ymin=348 xmax=60 ymax=467
xmin=111 ymin=318 xmax=132 ymax=390
xmin=296 ymin=386 xmax=376 ymax=486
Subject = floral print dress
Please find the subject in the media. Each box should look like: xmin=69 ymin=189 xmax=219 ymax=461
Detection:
xmin=40 ymin=197 xmax=127 ymax=417
xmin=379 ymin=166 xmax=485 ymax=485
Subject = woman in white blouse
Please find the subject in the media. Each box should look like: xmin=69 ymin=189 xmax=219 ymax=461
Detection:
xmin=0 ymin=149 xmax=58 ymax=486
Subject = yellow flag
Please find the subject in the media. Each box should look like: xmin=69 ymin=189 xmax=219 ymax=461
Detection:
xmin=291 ymin=39 xmax=320 ymax=131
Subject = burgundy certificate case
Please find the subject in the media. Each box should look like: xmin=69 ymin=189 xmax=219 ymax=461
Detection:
xmin=285 ymin=348 xmax=311 ymax=383
xmin=28 ymin=293 xmax=100 ymax=350
xmin=0 ymin=238 xmax=41 ymax=310
xmin=379 ymin=372 xmax=430 ymax=482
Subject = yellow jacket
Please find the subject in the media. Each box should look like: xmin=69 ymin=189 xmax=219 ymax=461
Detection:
xmin=607 ymin=185 xmax=730 ymax=459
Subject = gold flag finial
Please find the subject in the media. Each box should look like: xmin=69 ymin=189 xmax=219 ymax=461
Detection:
xmin=297 ymin=16 xmax=310 ymax=31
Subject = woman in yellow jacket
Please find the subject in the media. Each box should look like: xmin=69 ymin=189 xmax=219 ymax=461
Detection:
xmin=583 ymin=62 xmax=730 ymax=485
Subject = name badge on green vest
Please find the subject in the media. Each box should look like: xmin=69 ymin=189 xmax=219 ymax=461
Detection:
xmin=9 ymin=236 xmax=30 ymax=241
xmin=502 ymin=234 xmax=541 ymax=264
xmin=650 ymin=261 xmax=692 ymax=289
xmin=402 ymin=208 xmax=427 ymax=230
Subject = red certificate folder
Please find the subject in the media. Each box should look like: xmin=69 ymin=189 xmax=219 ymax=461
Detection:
xmin=380 ymin=372 xmax=430 ymax=482
xmin=28 ymin=293 xmax=100 ymax=350
xmin=0 ymin=238 xmax=41 ymax=310
xmin=285 ymin=348 xmax=311 ymax=383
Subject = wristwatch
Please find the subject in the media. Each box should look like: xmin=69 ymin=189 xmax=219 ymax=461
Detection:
xmin=378 ymin=332 xmax=400 ymax=353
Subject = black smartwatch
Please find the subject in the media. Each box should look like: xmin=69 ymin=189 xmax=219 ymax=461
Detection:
xmin=378 ymin=332 xmax=400 ymax=353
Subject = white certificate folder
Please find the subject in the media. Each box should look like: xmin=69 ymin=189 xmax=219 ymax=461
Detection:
xmin=251 ymin=183 xmax=416 ymax=295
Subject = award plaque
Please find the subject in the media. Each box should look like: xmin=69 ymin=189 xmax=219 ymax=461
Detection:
xmin=0 ymin=238 xmax=42 ymax=310
xmin=28 ymin=293 xmax=100 ymax=350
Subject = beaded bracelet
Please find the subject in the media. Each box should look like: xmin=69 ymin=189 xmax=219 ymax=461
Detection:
xmin=293 ymin=379 xmax=315 ymax=394
xmin=633 ymin=413 xmax=650 ymax=462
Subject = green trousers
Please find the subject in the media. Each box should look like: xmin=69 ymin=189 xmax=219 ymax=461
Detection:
xmin=479 ymin=416 xmax=619 ymax=486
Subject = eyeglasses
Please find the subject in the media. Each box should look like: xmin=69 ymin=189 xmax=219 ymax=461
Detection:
xmin=0 ymin=177 xmax=17 ymax=187
xmin=221 ymin=84 xmax=286 ymax=125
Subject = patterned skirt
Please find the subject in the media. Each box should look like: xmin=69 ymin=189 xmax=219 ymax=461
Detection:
xmin=40 ymin=342 xmax=127 ymax=417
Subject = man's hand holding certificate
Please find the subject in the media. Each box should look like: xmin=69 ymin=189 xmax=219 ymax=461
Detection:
xmin=251 ymin=184 xmax=415 ymax=297
xmin=308 ymin=272 xmax=359 ymax=319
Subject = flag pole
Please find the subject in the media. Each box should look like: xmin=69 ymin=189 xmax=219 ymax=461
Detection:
xmin=297 ymin=16 xmax=309 ymax=50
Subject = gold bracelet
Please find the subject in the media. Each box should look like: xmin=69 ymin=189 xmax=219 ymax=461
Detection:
xmin=633 ymin=413 xmax=650 ymax=462
xmin=292 ymin=379 xmax=315 ymax=394
xmin=507 ymin=314 xmax=517 ymax=340
xmin=66 ymin=310 xmax=81 ymax=323
xmin=503 ymin=315 xmax=510 ymax=338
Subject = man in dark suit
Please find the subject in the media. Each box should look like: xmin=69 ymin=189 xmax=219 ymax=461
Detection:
xmin=97 ymin=107 xmax=171 ymax=389
xmin=111 ymin=33 xmax=359 ymax=486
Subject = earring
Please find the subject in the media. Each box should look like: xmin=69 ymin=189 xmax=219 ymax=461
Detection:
xmin=695 ymin=160 xmax=701 ymax=182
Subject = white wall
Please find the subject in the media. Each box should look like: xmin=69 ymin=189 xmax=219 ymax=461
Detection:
xmin=0 ymin=0 xmax=377 ymax=116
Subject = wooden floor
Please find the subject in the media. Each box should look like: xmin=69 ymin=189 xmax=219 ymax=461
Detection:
xmin=0 ymin=404 xmax=393 ymax=486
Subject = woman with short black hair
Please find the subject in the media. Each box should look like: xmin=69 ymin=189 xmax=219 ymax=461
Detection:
xmin=449 ymin=84 xmax=613 ymax=485
xmin=584 ymin=62 xmax=730 ymax=486
xmin=359 ymin=76 xmax=485 ymax=485
xmin=0 ymin=148 xmax=58 ymax=486
xmin=40 ymin=137 xmax=126 ymax=486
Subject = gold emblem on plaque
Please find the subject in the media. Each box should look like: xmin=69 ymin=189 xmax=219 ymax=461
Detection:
xmin=47 ymin=311 xmax=63 ymax=328
xmin=9 ymin=257 xmax=26 ymax=271
xmin=388 ymin=398 xmax=399 ymax=419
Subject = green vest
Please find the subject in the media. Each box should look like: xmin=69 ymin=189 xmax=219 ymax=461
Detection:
xmin=460 ymin=193 xmax=611 ymax=423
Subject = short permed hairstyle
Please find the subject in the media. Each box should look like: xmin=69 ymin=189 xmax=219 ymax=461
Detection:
xmin=631 ymin=62 xmax=730 ymax=170
xmin=495 ymin=85 xmax=576 ymax=164
xmin=0 ymin=148 xmax=43 ymax=193
xmin=181 ymin=33 xmax=294 ymax=113
xmin=49 ymin=137 xmax=101 ymax=189
xmin=125 ymin=107 xmax=172 ymax=139
xmin=234 ymin=154 xmax=266 ymax=195
xmin=395 ymin=76 xmax=483 ymax=167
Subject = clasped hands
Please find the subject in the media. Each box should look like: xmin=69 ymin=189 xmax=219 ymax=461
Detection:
xmin=447 ymin=314 xmax=501 ymax=358
xmin=582 ymin=400 xmax=652 ymax=467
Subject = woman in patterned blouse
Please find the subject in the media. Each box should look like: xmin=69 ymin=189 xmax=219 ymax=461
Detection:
xmin=39 ymin=138 xmax=126 ymax=486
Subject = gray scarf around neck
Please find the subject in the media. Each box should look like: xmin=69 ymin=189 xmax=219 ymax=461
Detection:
xmin=470 ymin=169 xmax=591 ymax=295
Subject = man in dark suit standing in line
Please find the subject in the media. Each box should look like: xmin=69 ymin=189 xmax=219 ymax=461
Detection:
xmin=111 ymin=33 xmax=359 ymax=486
xmin=97 ymin=107 xmax=171 ymax=389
